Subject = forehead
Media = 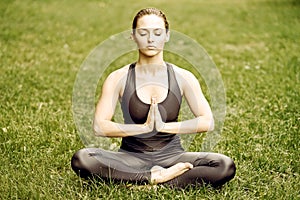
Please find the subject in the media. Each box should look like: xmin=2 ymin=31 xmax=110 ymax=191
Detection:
xmin=136 ymin=14 xmax=165 ymax=29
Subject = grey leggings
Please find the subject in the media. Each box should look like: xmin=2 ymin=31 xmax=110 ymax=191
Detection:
xmin=71 ymin=148 xmax=236 ymax=188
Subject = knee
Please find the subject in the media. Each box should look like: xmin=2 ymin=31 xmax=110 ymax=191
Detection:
xmin=71 ymin=149 xmax=92 ymax=178
xmin=224 ymin=157 xmax=236 ymax=179
xmin=71 ymin=149 xmax=82 ymax=171
xmin=217 ymin=156 xmax=236 ymax=186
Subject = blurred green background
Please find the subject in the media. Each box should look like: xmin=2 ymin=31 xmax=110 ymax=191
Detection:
xmin=1 ymin=0 xmax=299 ymax=199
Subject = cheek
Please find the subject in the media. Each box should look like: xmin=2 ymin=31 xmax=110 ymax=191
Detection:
xmin=156 ymin=37 xmax=167 ymax=46
xmin=135 ymin=37 xmax=147 ymax=47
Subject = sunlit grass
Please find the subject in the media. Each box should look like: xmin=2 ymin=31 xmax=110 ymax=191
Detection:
xmin=1 ymin=0 xmax=299 ymax=199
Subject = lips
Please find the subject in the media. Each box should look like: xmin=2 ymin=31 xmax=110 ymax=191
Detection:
xmin=147 ymin=46 xmax=156 ymax=50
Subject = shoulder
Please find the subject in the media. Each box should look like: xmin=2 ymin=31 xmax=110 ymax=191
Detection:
xmin=106 ymin=64 xmax=130 ymax=81
xmin=168 ymin=63 xmax=204 ymax=99
xmin=168 ymin=63 xmax=198 ymax=85
xmin=107 ymin=64 xmax=130 ymax=79
xmin=102 ymin=64 xmax=131 ymax=93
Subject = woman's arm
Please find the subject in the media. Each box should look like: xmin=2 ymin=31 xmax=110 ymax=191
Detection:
xmin=155 ymin=68 xmax=214 ymax=134
xmin=93 ymin=67 xmax=154 ymax=137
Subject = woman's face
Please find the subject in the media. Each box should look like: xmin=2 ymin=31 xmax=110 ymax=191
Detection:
xmin=133 ymin=14 xmax=170 ymax=57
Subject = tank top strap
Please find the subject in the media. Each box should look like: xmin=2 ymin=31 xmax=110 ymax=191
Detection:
xmin=122 ymin=63 xmax=136 ymax=101
xmin=165 ymin=62 xmax=181 ymax=105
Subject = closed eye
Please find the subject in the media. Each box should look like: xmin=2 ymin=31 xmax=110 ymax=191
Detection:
xmin=154 ymin=29 xmax=163 ymax=36
xmin=137 ymin=29 xmax=148 ymax=36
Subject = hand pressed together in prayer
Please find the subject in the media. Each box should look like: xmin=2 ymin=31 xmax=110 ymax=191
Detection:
xmin=144 ymin=97 xmax=165 ymax=133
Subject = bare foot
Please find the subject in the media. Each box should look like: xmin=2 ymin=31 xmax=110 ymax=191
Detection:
xmin=150 ymin=162 xmax=193 ymax=184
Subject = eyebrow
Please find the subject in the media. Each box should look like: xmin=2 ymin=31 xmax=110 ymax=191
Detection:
xmin=136 ymin=28 xmax=164 ymax=31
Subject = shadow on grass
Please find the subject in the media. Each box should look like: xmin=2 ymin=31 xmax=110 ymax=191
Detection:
xmin=75 ymin=174 xmax=227 ymax=196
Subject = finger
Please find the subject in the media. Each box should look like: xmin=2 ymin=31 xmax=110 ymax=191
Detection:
xmin=148 ymin=103 xmax=155 ymax=117
xmin=154 ymin=105 xmax=163 ymax=126
xmin=151 ymin=96 xmax=157 ymax=105
xmin=185 ymin=162 xmax=194 ymax=169
xmin=154 ymin=103 xmax=160 ymax=116
xmin=151 ymin=104 xmax=155 ymax=117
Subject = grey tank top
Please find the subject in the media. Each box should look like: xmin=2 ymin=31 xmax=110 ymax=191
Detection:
xmin=120 ymin=62 xmax=184 ymax=153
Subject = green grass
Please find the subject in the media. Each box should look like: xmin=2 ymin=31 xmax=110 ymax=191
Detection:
xmin=1 ymin=0 xmax=299 ymax=199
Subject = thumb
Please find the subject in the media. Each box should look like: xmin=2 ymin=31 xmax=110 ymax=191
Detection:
xmin=151 ymin=96 xmax=157 ymax=105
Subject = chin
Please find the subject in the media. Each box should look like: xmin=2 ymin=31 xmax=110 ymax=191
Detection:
xmin=140 ymin=49 xmax=161 ymax=57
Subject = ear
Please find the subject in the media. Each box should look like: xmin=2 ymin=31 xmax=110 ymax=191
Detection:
xmin=130 ymin=32 xmax=136 ymax=42
xmin=165 ymin=30 xmax=170 ymax=42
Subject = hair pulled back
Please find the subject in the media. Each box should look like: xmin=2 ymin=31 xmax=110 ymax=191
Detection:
xmin=132 ymin=8 xmax=169 ymax=33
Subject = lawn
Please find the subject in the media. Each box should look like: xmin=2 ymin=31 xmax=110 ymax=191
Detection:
xmin=1 ymin=0 xmax=299 ymax=199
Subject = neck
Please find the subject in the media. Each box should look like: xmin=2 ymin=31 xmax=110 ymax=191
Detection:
xmin=137 ymin=51 xmax=165 ymax=67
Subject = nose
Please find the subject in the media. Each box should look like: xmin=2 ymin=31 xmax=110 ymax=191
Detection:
xmin=147 ymin=33 xmax=154 ymax=43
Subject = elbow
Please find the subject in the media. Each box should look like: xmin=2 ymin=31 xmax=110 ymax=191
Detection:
xmin=93 ymin=120 xmax=106 ymax=137
xmin=198 ymin=116 xmax=214 ymax=132
xmin=207 ymin=117 xmax=214 ymax=131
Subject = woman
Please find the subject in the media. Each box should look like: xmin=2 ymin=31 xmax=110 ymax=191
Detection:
xmin=71 ymin=7 xmax=236 ymax=188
